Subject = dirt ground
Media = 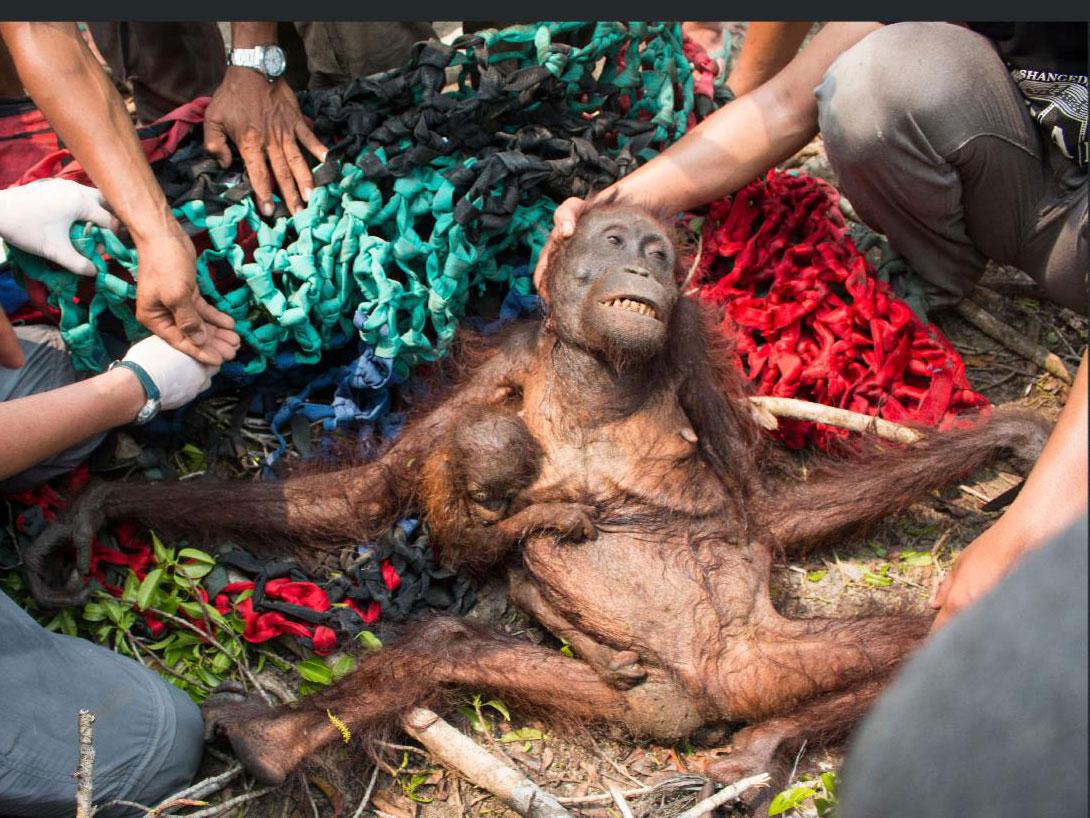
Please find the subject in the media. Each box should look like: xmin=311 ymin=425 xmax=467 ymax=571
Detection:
xmin=59 ymin=21 xmax=1088 ymax=818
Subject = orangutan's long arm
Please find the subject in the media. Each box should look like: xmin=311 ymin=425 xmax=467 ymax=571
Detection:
xmin=99 ymin=331 xmax=539 ymax=548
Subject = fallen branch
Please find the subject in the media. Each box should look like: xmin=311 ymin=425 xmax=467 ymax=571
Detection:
xmin=554 ymin=775 xmax=706 ymax=805
xmin=174 ymin=787 xmax=275 ymax=818
xmin=671 ymin=773 xmax=770 ymax=818
xmin=608 ymin=784 xmax=635 ymax=818
xmin=955 ymin=298 xmax=1073 ymax=384
xmin=402 ymin=707 xmax=573 ymax=818
xmin=350 ymin=766 xmax=380 ymax=818
xmin=747 ymin=396 xmax=922 ymax=444
xmin=75 ymin=710 xmax=95 ymax=818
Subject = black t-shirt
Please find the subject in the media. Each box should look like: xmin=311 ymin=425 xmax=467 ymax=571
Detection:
xmin=969 ymin=22 xmax=1088 ymax=166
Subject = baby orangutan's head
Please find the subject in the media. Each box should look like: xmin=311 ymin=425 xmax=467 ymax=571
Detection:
xmin=452 ymin=407 xmax=542 ymax=526
xmin=542 ymin=202 xmax=680 ymax=368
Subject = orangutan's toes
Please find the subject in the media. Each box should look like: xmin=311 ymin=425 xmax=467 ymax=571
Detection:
xmin=606 ymin=650 xmax=647 ymax=689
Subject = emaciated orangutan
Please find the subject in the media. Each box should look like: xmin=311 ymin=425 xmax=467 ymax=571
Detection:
xmin=25 ymin=202 xmax=1050 ymax=804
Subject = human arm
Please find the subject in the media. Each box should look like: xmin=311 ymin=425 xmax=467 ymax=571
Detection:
xmin=0 ymin=22 xmax=238 ymax=365
xmin=535 ymin=22 xmax=882 ymax=289
xmin=930 ymin=350 xmax=1089 ymax=630
xmin=0 ymin=333 xmax=221 ymax=482
xmin=726 ymin=22 xmax=814 ymax=97
xmin=203 ymin=22 xmax=328 ymax=216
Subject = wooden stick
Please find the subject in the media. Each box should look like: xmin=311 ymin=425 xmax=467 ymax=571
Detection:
xmin=747 ymin=396 xmax=922 ymax=444
xmin=350 ymin=766 xmax=380 ymax=818
xmin=608 ymin=784 xmax=635 ymax=818
xmin=402 ymin=708 xmax=573 ymax=818
xmin=955 ymin=298 xmax=1073 ymax=384
xmin=672 ymin=773 xmax=770 ymax=818
xmin=554 ymin=775 xmax=706 ymax=805
xmin=75 ymin=710 xmax=95 ymax=818
xmin=173 ymin=788 xmax=275 ymax=818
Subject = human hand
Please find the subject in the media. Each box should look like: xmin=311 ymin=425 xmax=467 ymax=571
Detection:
xmin=533 ymin=196 xmax=589 ymax=296
xmin=204 ymin=68 xmax=328 ymax=216
xmin=133 ymin=226 xmax=240 ymax=365
xmin=0 ymin=179 xmax=119 ymax=275
xmin=928 ymin=517 xmax=1030 ymax=631
xmin=123 ymin=333 xmax=225 ymax=410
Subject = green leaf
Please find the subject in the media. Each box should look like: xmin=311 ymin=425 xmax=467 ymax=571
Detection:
xmin=332 ymin=654 xmax=357 ymax=680
xmin=82 ymin=602 xmax=107 ymax=622
xmin=297 ymin=658 xmax=333 ymax=685
xmin=151 ymin=531 xmax=171 ymax=565
xmin=196 ymin=667 xmax=222 ymax=689
xmin=500 ymin=727 xmax=544 ymax=743
xmin=900 ymin=551 xmax=933 ymax=567
xmin=768 ymin=785 xmax=817 ymax=815
xmin=355 ymin=630 xmax=383 ymax=652
xmin=484 ymin=699 xmax=510 ymax=721
xmin=820 ymin=771 xmax=837 ymax=798
xmin=177 ymin=548 xmax=215 ymax=565
xmin=176 ymin=562 xmax=214 ymax=580
xmin=136 ymin=569 xmax=164 ymax=611
xmin=863 ymin=571 xmax=893 ymax=587
xmin=806 ymin=569 xmax=828 ymax=582
xmin=559 ymin=638 xmax=574 ymax=657
xmin=456 ymin=705 xmax=485 ymax=733
xmin=210 ymin=651 xmax=233 ymax=674
xmin=146 ymin=633 xmax=177 ymax=650
xmin=121 ymin=572 xmax=140 ymax=604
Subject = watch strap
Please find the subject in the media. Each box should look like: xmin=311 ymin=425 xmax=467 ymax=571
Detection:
xmin=109 ymin=359 xmax=161 ymax=424
xmin=229 ymin=46 xmax=265 ymax=71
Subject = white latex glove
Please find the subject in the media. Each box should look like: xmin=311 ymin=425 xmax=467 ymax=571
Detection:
xmin=123 ymin=334 xmax=219 ymax=410
xmin=0 ymin=179 xmax=119 ymax=275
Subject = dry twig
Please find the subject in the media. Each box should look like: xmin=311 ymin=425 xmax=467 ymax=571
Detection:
xmin=748 ymin=396 xmax=921 ymax=444
xmin=955 ymin=298 xmax=1073 ymax=384
xmin=672 ymin=773 xmax=770 ymax=818
xmin=402 ymin=707 xmax=572 ymax=818
xmin=75 ymin=710 xmax=95 ymax=818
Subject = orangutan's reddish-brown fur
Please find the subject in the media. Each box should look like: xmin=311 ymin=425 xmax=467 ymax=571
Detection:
xmin=25 ymin=203 xmax=1050 ymax=809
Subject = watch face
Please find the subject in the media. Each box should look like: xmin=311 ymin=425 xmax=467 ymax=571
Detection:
xmin=136 ymin=398 xmax=161 ymax=425
xmin=263 ymin=46 xmax=287 ymax=78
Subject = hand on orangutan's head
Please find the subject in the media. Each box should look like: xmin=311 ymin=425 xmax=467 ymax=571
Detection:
xmin=542 ymin=204 xmax=680 ymax=367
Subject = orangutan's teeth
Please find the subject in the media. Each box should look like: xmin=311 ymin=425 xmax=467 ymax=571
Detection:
xmin=602 ymin=298 xmax=658 ymax=320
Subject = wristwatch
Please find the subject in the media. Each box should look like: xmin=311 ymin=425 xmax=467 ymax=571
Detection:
xmin=109 ymin=359 xmax=161 ymax=425
xmin=228 ymin=44 xmax=287 ymax=81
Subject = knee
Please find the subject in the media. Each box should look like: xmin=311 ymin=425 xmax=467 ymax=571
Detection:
xmin=130 ymin=688 xmax=205 ymax=807
xmin=817 ymin=23 xmax=997 ymax=162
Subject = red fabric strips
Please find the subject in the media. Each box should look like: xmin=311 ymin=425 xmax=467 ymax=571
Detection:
xmin=691 ymin=170 xmax=988 ymax=448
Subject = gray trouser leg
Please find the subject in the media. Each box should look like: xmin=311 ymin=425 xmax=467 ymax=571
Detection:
xmin=292 ymin=22 xmax=438 ymax=89
xmin=838 ymin=516 xmax=1088 ymax=818
xmin=0 ymin=591 xmax=205 ymax=817
xmin=0 ymin=325 xmax=106 ymax=494
xmin=816 ymin=22 xmax=1088 ymax=312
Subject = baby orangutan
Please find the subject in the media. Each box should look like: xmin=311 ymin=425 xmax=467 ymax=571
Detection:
xmin=420 ymin=404 xmax=596 ymax=574
xmin=25 ymin=200 xmax=1052 ymax=812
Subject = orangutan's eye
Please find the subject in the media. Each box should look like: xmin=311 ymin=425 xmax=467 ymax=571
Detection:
xmin=606 ymin=234 xmax=622 ymax=246
xmin=649 ymin=249 xmax=667 ymax=261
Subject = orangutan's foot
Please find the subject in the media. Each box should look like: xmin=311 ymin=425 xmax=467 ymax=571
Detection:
xmin=201 ymin=682 xmax=306 ymax=785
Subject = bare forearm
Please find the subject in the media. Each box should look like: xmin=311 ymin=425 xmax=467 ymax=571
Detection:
xmin=727 ymin=22 xmax=814 ymax=97
xmin=612 ymin=22 xmax=882 ymax=213
xmin=0 ymin=22 xmax=175 ymax=244
xmin=230 ymin=22 xmax=278 ymax=48
xmin=998 ymin=351 xmax=1088 ymax=546
xmin=0 ymin=368 xmax=143 ymax=480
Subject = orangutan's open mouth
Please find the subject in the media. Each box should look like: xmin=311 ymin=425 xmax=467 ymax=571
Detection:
xmin=600 ymin=297 xmax=660 ymax=321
